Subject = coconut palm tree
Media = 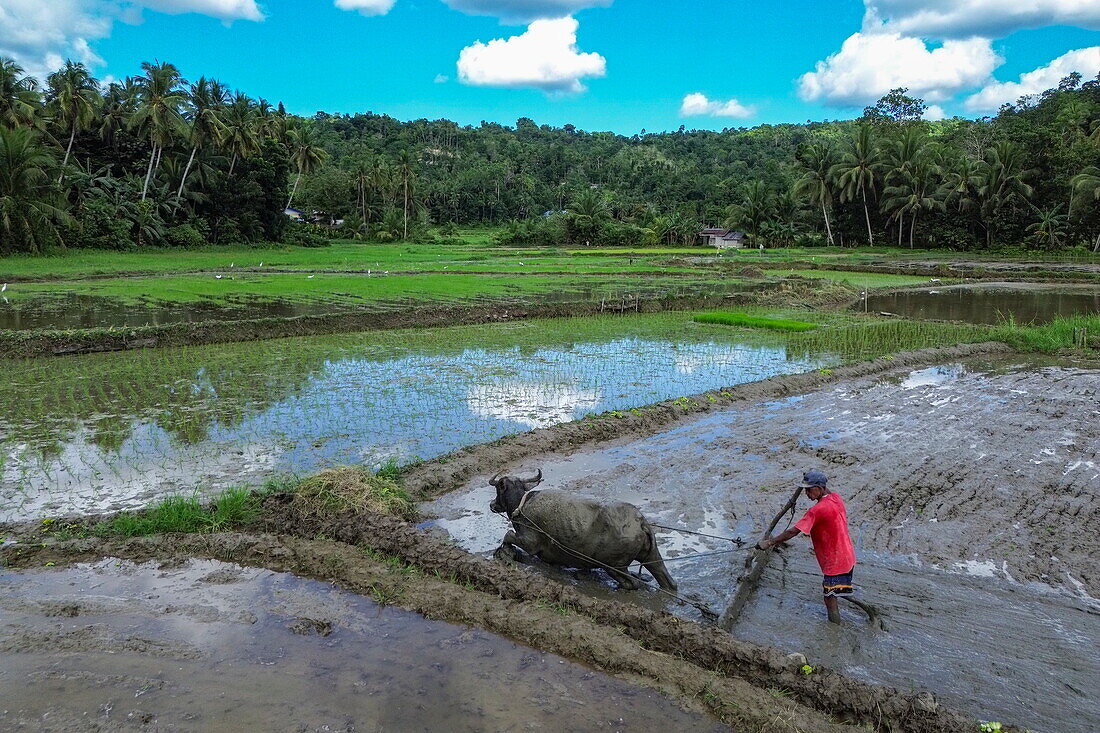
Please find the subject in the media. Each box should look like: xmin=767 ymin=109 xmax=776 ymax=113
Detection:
xmin=130 ymin=61 xmax=188 ymax=200
xmin=726 ymin=180 xmax=774 ymax=246
xmin=1026 ymin=205 xmax=1068 ymax=250
xmin=975 ymin=141 xmax=1035 ymax=247
xmin=0 ymin=126 xmax=71 ymax=252
xmin=1071 ymin=166 xmax=1100 ymax=251
xmin=177 ymin=76 xmax=227 ymax=197
xmin=218 ymin=92 xmax=260 ymax=175
xmin=0 ymin=57 xmax=41 ymax=128
xmin=567 ymin=188 xmax=610 ymax=244
xmin=99 ymin=79 xmax=139 ymax=150
xmin=882 ymin=153 xmax=945 ymax=248
xmin=286 ymin=123 xmax=328 ymax=209
xmin=793 ymin=142 xmax=837 ymax=245
xmin=45 ymin=60 xmax=101 ymax=181
xmin=832 ymin=125 xmax=883 ymax=245
xmin=397 ymin=148 xmax=417 ymax=239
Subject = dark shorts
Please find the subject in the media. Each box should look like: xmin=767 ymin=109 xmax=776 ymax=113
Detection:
xmin=822 ymin=569 xmax=854 ymax=597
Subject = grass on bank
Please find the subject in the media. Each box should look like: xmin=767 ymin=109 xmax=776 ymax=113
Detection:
xmin=694 ymin=312 xmax=818 ymax=331
xmin=87 ymin=466 xmax=414 ymax=538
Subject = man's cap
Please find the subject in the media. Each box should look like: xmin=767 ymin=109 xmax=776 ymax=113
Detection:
xmin=800 ymin=470 xmax=828 ymax=488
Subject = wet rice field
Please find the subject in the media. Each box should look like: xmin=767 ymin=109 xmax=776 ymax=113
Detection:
xmin=0 ymin=314 xmax=833 ymax=522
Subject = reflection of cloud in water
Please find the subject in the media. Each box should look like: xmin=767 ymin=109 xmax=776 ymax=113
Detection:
xmin=467 ymin=382 xmax=601 ymax=429
xmin=674 ymin=343 xmax=791 ymax=375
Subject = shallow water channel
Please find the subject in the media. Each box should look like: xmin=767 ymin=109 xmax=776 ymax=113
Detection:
xmin=861 ymin=282 xmax=1100 ymax=324
xmin=0 ymin=559 xmax=721 ymax=731
xmin=0 ymin=314 xmax=832 ymax=522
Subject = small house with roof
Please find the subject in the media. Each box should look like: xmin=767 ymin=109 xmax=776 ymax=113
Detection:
xmin=699 ymin=228 xmax=746 ymax=249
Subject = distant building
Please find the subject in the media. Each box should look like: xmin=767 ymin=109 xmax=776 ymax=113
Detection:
xmin=699 ymin=228 xmax=746 ymax=249
xmin=284 ymin=207 xmax=304 ymax=221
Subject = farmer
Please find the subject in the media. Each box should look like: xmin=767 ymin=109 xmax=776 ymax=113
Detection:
xmin=757 ymin=470 xmax=855 ymax=624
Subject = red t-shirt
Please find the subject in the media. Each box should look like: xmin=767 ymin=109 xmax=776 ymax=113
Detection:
xmin=794 ymin=492 xmax=856 ymax=576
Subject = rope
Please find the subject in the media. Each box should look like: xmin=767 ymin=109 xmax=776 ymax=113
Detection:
xmin=506 ymin=504 xmax=720 ymax=620
xmin=650 ymin=523 xmax=744 ymax=545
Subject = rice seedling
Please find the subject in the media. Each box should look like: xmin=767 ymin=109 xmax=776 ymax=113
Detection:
xmin=694 ymin=312 xmax=818 ymax=332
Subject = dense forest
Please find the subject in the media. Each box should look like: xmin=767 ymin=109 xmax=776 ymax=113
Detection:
xmin=1 ymin=56 xmax=1098 ymax=254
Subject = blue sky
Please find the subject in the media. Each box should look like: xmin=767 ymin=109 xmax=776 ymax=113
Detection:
xmin=3 ymin=0 xmax=1099 ymax=133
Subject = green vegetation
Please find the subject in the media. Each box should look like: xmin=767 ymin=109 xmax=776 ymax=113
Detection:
xmin=3 ymin=54 xmax=1100 ymax=257
xmin=694 ymin=312 xmax=818 ymax=331
xmin=992 ymin=314 xmax=1100 ymax=353
xmin=92 ymin=486 xmax=259 ymax=536
xmin=293 ymin=466 xmax=415 ymax=519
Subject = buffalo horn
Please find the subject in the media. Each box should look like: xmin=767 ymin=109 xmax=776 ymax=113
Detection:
xmin=524 ymin=468 xmax=543 ymax=485
xmin=489 ymin=471 xmax=505 ymax=487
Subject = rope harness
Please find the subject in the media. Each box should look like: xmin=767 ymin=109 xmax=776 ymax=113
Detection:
xmin=505 ymin=490 xmax=723 ymax=620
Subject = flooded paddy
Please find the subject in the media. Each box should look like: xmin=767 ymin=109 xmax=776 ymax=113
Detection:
xmin=0 ymin=558 xmax=722 ymax=732
xmin=862 ymin=281 xmax=1100 ymax=324
xmin=426 ymin=357 xmax=1100 ymax=732
xmin=0 ymin=273 xmax=760 ymax=331
xmin=0 ymin=313 xmax=834 ymax=522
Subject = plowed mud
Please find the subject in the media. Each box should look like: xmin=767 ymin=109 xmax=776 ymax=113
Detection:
xmin=423 ymin=353 xmax=1100 ymax=732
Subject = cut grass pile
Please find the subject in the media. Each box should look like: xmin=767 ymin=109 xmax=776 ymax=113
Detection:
xmin=293 ymin=466 xmax=415 ymax=519
xmin=694 ymin=312 xmax=818 ymax=332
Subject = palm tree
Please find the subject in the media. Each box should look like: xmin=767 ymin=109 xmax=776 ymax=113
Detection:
xmin=0 ymin=57 xmax=41 ymax=128
xmin=882 ymin=153 xmax=944 ymax=248
xmin=0 ymin=126 xmax=71 ymax=252
xmin=177 ymin=77 xmax=227 ymax=197
xmin=218 ymin=92 xmax=260 ymax=175
xmin=793 ymin=142 xmax=837 ymax=245
xmin=832 ymin=125 xmax=883 ymax=245
xmin=976 ymin=141 xmax=1035 ymax=247
xmin=46 ymin=60 xmax=101 ymax=181
xmin=99 ymin=79 xmax=139 ymax=149
xmin=129 ymin=61 xmax=188 ymax=200
xmin=1026 ymin=205 xmax=1068 ymax=250
xmin=727 ymin=180 xmax=774 ymax=246
xmin=397 ymin=148 xmax=417 ymax=239
xmin=286 ymin=123 xmax=328 ymax=209
xmin=1071 ymin=166 xmax=1100 ymax=251
xmin=568 ymin=188 xmax=610 ymax=244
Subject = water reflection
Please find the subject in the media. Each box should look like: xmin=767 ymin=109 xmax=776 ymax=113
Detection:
xmin=0 ymin=316 xmax=832 ymax=521
xmin=862 ymin=283 xmax=1100 ymax=324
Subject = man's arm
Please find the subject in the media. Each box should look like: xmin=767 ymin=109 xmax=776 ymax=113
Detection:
xmin=757 ymin=526 xmax=800 ymax=551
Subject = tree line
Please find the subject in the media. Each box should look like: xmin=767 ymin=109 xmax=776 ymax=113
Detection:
xmin=2 ymin=55 xmax=1098 ymax=254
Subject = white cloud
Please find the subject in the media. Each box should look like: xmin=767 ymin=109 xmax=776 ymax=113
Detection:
xmin=864 ymin=0 xmax=1100 ymax=40
xmin=680 ymin=92 xmax=754 ymax=118
xmin=797 ymin=31 xmax=1000 ymax=107
xmin=434 ymin=73 xmax=449 ymax=83
xmin=924 ymin=104 xmax=947 ymax=120
xmin=138 ymin=0 xmax=264 ymax=22
xmin=0 ymin=0 xmax=262 ymax=81
xmin=457 ymin=17 xmax=606 ymax=93
xmin=442 ymin=0 xmax=612 ymax=24
xmin=965 ymin=46 xmax=1100 ymax=112
xmin=333 ymin=0 xmax=396 ymax=17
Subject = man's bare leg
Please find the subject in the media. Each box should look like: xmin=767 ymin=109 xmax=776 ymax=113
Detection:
xmin=824 ymin=595 xmax=842 ymax=624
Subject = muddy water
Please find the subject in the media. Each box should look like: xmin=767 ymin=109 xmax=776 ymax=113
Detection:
xmin=1 ymin=314 xmax=832 ymax=522
xmin=0 ymin=559 xmax=722 ymax=732
xmin=0 ymin=279 xmax=761 ymax=330
xmin=425 ymin=357 xmax=1100 ymax=732
xmin=861 ymin=282 xmax=1100 ymax=324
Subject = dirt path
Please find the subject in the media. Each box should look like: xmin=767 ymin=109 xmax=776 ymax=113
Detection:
xmin=422 ymin=353 xmax=1100 ymax=732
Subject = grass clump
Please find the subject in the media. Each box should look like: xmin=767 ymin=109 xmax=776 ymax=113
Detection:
xmin=991 ymin=314 xmax=1100 ymax=353
xmin=694 ymin=311 xmax=819 ymax=332
xmin=93 ymin=487 xmax=259 ymax=537
xmin=293 ymin=466 xmax=415 ymax=519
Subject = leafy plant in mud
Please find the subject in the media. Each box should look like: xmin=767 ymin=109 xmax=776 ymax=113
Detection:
xmin=92 ymin=486 xmax=259 ymax=537
xmin=694 ymin=311 xmax=819 ymax=332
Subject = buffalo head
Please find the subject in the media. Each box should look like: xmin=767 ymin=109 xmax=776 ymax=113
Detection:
xmin=488 ymin=469 xmax=543 ymax=516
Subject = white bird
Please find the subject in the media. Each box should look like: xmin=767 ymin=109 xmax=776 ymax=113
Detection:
xmin=259 ymin=262 xmax=263 ymax=267
xmin=384 ymin=271 xmax=389 ymax=275
xmin=230 ymin=262 xmax=234 ymax=268
xmin=367 ymin=269 xmax=371 ymax=275
xmin=215 ymin=275 xmax=223 ymax=279
xmin=1 ymin=283 xmax=6 ymax=292
xmin=308 ymin=274 xmax=315 ymax=279
xmin=518 ymin=261 xmax=524 ymax=265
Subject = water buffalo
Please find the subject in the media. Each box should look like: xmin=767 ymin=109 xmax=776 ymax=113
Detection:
xmin=488 ymin=469 xmax=677 ymax=592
